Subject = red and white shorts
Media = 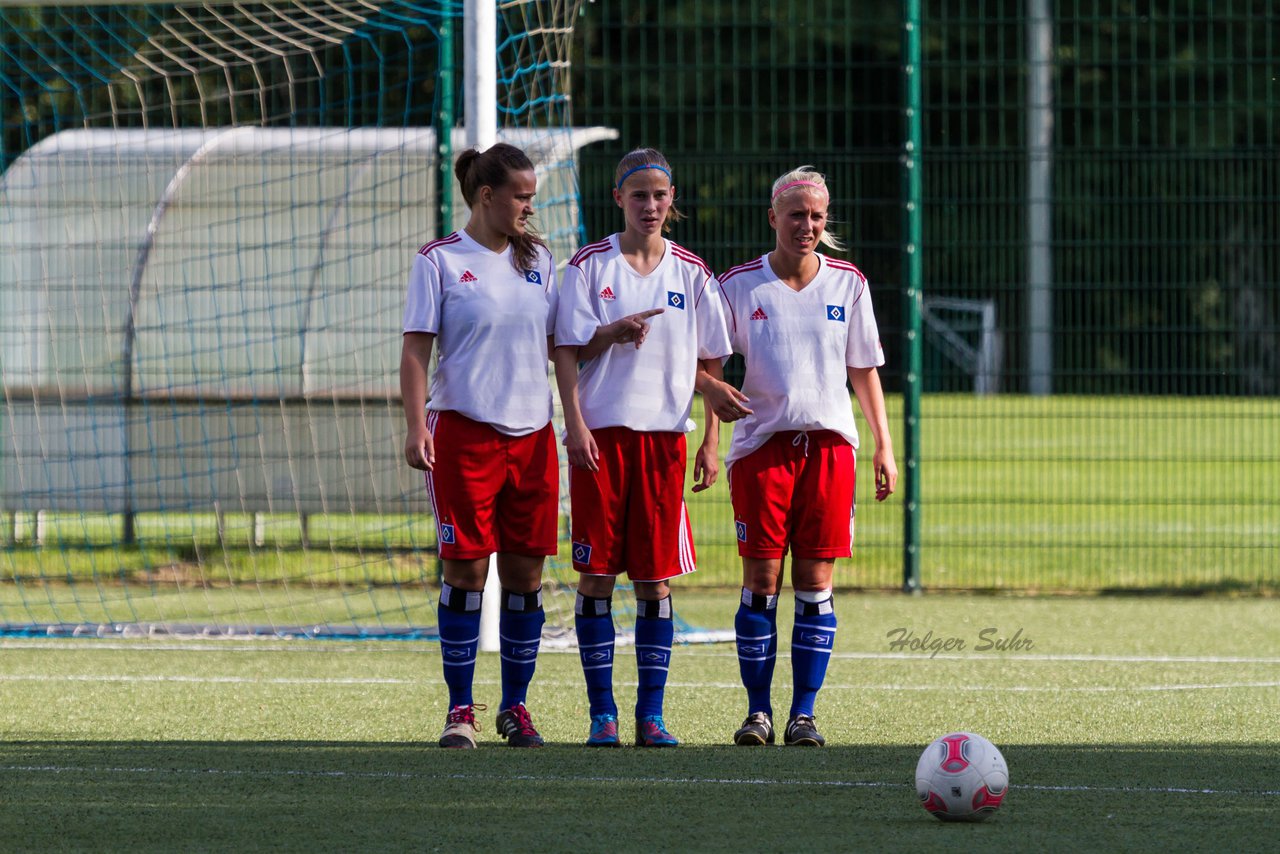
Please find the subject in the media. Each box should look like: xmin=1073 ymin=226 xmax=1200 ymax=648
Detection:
xmin=425 ymin=410 xmax=559 ymax=560
xmin=569 ymin=428 xmax=696 ymax=581
xmin=728 ymin=430 xmax=855 ymax=560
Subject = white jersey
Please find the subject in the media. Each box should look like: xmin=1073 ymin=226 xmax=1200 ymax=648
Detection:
xmin=717 ymin=252 xmax=884 ymax=465
xmin=556 ymin=234 xmax=732 ymax=432
xmin=403 ymin=230 xmax=557 ymax=436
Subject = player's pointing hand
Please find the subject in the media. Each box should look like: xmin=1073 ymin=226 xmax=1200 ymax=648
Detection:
xmin=602 ymin=308 xmax=664 ymax=348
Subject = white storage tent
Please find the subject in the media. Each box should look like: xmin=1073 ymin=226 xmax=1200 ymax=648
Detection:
xmin=0 ymin=126 xmax=615 ymax=514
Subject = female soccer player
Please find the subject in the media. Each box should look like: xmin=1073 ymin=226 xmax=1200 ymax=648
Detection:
xmin=401 ymin=143 xmax=559 ymax=749
xmin=717 ymin=166 xmax=898 ymax=748
xmin=554 ymin=148 xmax=743 ymax=747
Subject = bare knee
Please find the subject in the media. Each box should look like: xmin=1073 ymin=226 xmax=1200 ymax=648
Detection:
xmin=634 ymin=580 xmax=670 ymax=601
xmin=576 ymin=574 xmax=617 ymax=599
xmin=742 ymin=558 xmax=783 ymax=596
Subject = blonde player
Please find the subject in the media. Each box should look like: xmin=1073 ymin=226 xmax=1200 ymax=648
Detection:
xmin=401 ymin=143 xmax=558 ymax=749
xmin=554 ymin=148 xmax=743 ymax=747
xmin=717 ymin=166 xmax=897 ymax=748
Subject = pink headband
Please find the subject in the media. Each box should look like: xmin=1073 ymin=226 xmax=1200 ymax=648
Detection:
xmin=771 ymin=179 xmax=827 ymax=203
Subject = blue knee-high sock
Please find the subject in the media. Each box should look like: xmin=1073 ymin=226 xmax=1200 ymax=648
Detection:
xmin=790 ymin=590 xmax=837 ymax=719
xmin=499 ymin=587 xmax=545 ymax=711
xmin=735 ymin=588 xmax=778 ymax=717
xmin=635 ymin=596 xmax=675 ymax=719
xmin=437 ymin=582 xmax=483 ymax=709
xmin=575 ymin=593 xmax=617 ymax=718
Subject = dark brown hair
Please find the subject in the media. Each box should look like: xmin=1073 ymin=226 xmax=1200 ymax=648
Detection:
xmin=455 ymin=143 xmax=547 ymax=274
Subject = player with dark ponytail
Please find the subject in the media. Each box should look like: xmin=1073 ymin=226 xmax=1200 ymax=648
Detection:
xmin=454 ymin=143 xmax=548 ymax=275
xmin=401 ymin=143 xmax=559 ymax=749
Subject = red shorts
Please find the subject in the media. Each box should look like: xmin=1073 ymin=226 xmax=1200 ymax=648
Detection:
xmin=728 ymin=430 xmax=855 ymax=560
xmin=425 ymin=410 xmax=559 ymax=560
xmin=569 ymin=428 xmax=696 ymax=581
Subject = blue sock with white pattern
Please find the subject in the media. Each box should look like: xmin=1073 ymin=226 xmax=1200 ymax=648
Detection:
xmin=790 ymin=589 xmax=837 ymax=719
xmin=735 ymin=588 xmax=778 ymax=717
xmin=437 ymin=582 xmax=482 ymax=709
xmin=499 ymin=587 xmax=544 ymax=711
xmin=575 ymin=593 xmax=617 ymax=718
xmin=635 ymin=596 xmax=675 ymax=719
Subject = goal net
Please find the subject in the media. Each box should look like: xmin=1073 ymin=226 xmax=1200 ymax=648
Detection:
xmin=0 ymin=1 xmax=716 ymax=644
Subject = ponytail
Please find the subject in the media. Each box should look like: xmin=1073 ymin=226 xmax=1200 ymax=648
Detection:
xmin=454 ymin=143 xmax=548 ymax=274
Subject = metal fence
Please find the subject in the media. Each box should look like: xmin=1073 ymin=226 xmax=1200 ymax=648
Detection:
xmin=2 ymin=1 xmax=1275 ymax=594
xmin=571 ymin=0 xmax=1279 ymax=591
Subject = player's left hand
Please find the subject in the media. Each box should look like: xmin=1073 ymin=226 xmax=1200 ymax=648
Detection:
xmin=703 ymin=380 xmax=752 ymax=423
xmin=564 ymin=422 xmax=600 ymax=471
xmin=692 ymin=444 xmax=719 ymax=492
xmin=873 ymin=446 xmax=898 ymax=501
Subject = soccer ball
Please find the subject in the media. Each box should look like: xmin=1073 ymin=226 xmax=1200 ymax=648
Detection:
xmin=915 ymin=732 xmax=1009 ymax=821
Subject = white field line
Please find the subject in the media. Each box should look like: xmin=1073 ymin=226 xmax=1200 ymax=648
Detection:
xmin=1 ymin=763 xmax=1277 ymax=798
xmin=1 ymin=673 xmax=1278 ymax=693
xmin=5 ymin=640 xmax=1280 ymax=666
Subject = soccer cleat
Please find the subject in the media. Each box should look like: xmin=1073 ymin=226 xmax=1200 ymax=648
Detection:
xmin=635 ymin=715 xmax=679 ymax=747
xmin=733 ymin=711 xmax=775 ymax=746
xmin=439 ymin=703 xmax=485 ymax=749
xmin=495 ymin=703 xmax=545 ymax=748
xmin=585 ymin=713 xmax=621 ymax=748
xmin=784 ymin=714 xmax=825 ymax=747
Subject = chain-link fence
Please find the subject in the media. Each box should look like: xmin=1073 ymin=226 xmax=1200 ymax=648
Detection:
xmin=572 ymin=1 xmax=1279 ymax=591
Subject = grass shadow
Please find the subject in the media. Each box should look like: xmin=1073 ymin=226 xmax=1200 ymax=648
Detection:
xmin=1 ymin=741 xmax=1276 ymax=851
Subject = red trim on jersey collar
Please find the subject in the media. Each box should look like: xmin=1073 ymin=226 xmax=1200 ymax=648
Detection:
xmin=569 ymin=237 xmax=612 ymax=267
xmin=418 ymin=232 xmax=462 ymax=256
xmin=669 ymin=242 xmax=712 ymax=275
xmin=719 ymin=257 xmax=766 ymax=284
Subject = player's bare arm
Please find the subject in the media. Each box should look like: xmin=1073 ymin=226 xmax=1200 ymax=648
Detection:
xmin=580 ymin=307 xmax=665 ymax=359
xmin=691 ymin=358 xmax=724 ymax=492
xmin=848 ymin=365 xmax=898 ymax=501
xmin=400 ymin=331 xmax=436 ymax=471
xmin=552 ymin=345 xmax=600 ymax=471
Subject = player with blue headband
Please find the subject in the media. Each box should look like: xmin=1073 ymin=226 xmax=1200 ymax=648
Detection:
xmin=554 ymin=147 xmax=747 ymax=748
xmin=615 ymin=162 xmax=673 ymax=189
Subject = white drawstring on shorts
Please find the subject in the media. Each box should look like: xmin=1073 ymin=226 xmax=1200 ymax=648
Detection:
xmin=791 ymin=431 xmax=810 ymax=457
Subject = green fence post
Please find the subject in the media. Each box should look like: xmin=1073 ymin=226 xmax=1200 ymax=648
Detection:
xmin=901 ymin=0 xmax=923 ymax=593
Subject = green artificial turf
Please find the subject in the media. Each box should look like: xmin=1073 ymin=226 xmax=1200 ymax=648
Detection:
xmin=1 ymin=591 xmax=1277 ymax=852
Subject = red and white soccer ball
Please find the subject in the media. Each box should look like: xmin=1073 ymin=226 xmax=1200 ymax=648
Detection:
xmin=915 ymin=732 xmax=1009 ymax=822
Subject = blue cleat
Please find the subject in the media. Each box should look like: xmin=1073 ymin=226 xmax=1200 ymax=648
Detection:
xmin=635 ymin=714 xmax=679 ymax=747
xmin=585 ymin=713 xmax=620 ymax=747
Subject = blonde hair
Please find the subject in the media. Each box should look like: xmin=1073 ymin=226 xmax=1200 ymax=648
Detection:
xmin=769 ymin=166 xmax=844 ymax=252
xmin=614 ymin=147 xmax=685 ymax=233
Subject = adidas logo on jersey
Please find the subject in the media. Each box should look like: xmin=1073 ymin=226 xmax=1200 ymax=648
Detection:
xmin=599 ymin=286 xmax=616 ymax=301
xmin=459 ymin=270 xmax=477 ymax=283
xmin=751 ymin=306 xmax=769 ymax=320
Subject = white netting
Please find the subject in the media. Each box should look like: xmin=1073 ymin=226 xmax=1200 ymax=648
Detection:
xmin=0 ymin=0 xmax=643 ymax=641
